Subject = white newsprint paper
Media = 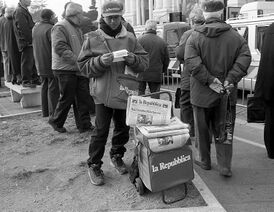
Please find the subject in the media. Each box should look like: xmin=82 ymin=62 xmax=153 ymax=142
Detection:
xmin=126 ymin=95 xmax=172 ymax=126
xmin=112 ymin=49 xmax=128 ymax=62
xmin=142 ymin=116 xmax=189 ymax=133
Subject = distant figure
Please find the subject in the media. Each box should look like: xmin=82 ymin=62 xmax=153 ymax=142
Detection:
xmin=3 ymin=7 xmax=21 ymax=85
xmin=184 ymin=0 xmax=251 ymax=177
xmin=0 ymin=6 xmax=12 ymax=83
xmin=78 ymin=0 xmax=148 ymax=186
xmin=175 ymin=7 xmax=205 ymax=138
xmin=254 ymin=22 xmax=274 ymax=159
xmin=32 ymin=9 xmax=59 ymax=118
xmin=49 ymin=2 xmax=94 ymax=133
xmin=13 ymin=0 xmax=40 ymax=88
xmin=137 ymin=19 xmax=170 ymax=98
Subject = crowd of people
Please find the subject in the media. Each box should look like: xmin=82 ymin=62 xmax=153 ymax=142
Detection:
xmin=1 ymin=0 xmax=273 ymax=187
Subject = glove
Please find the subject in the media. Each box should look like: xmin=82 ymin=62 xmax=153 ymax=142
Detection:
xmin=124 ymin=52 xmax=136 ymax=65
xmin=223 ymin=80 xmax=234 ymax=94
xmin=100 ymin=53 xmax=113 ymax=66
xmin=209 ymin=78 xmax=224 ymax=94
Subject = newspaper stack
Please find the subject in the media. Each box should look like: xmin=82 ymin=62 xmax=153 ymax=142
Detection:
xmin=126 ymin=95 xmax=172 ymax=126
xmin=135 ymin=116 xmax=190 ymax=152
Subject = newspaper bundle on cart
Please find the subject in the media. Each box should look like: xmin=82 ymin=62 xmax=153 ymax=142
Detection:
xmin=126 ymin=95 xmax=172 ymax=126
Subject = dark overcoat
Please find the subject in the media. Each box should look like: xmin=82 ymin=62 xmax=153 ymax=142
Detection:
xmin=137 ymin=30 xmax=170 ymax=83
xmin=3 ymin=17 xmax=21 ymax=75
xmin=185 ymin=18 xmax=251 ymax=108
xmin=13 ymin=3 xmax=35 ymax=51
xmin=254 ymin=23 xmax=274 ymax=106
xmin=32 ymin=20 xmax=53 ymax=77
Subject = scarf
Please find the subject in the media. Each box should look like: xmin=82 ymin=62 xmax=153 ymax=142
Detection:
xmin=99 ymin=17 xmax=122 ymax=37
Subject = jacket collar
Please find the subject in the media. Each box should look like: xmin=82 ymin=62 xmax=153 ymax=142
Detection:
xmin=98 ymin=25 xmax=128 ymax=39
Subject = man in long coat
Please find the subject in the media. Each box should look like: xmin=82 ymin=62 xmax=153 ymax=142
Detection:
xmin=254 ymin=23 xmax=274 ymax=159
xmin=185 ymin=0 xmax=251 ymax=177
xmin=3 ymin=7 xmax=21 ymax=84
xmin=32 ymin=9 xmax=59 ymax=118
xmin=137 ymin=19 xmax=170 ymax=98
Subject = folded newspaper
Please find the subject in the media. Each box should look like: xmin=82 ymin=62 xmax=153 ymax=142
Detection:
xmin=126 ymin=95 xmax=172 ymax=126
xmin=135 ymin=117 xmax=190 ymax=152
xmin=142 ymin=116 xmax=189 ymax=133
xmin=113 ymin=49 xmax=128 ymax=62
xmin=147 ymin=134 xmax=190 ymax=152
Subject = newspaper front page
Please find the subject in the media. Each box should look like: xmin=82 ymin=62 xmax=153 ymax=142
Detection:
xmin=126 ymin=95 xmax=172 ymax=126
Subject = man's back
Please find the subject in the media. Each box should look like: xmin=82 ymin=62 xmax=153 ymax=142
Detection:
xmin=185 ymin=17 xmax=251 ymax=107
xmin=138 ymin=31 xmax=170 ymax=82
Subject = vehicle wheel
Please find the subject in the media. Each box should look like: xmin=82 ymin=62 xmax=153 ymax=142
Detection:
xmin=135 ymin=177 xmax=144 ymax=195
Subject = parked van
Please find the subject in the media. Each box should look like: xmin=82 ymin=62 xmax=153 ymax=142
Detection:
xmin=135 ymin=22 xmax=190 ymax=58
xmin=226 ymin=2 xmax=274 ymax=92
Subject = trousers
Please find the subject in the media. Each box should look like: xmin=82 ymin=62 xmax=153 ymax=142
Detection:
xmin=87 ymin=104 xmax=130 ymax=167
xmin=193 ymin=104 xmax=236 ymax=169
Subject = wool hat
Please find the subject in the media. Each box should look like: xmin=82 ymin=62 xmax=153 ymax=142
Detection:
xmin=101 ymin=1 xmax=124 ymax=17
xmin=65 ymin=2 xmax=83 ymax=17
xmin=201 ymin=0 xmax=224 ymax=13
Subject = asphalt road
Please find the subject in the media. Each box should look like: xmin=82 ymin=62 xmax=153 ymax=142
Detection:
xmin=194 ymin=119 xmax=274 ymax=212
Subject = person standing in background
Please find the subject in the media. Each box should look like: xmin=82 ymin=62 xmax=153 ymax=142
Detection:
xmin=32 ymin=9 xmax=59 ymax=118
xmin=175 ymin=7 xmax=205 ymax=140
xmin=254 ymin=22 xmax=274 ymax=159
xmin=13 ymin=0 xmax=40 ymax=88
xmin=137 ymin=19 xmax=170 ymax=98
xmin=0 ymin=7 xmax=12 ymax=83
xmin=49 ymin=2 xmax=93 ymax=133
xmin=184 ymin=0 xmax=251 ymax=177
xmin=3 ymin=7 xmax=21 ymax=85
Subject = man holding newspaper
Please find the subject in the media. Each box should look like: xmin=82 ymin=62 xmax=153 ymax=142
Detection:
xmin=77 ymin=1 xmax=148 ymax=186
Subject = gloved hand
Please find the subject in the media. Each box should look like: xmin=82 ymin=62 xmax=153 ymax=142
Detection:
xmin=124 ymin=52 xmax=136 ymax=65
xmin=223 ymin=80 xmax=234 ymax=94
xmin=100 ymin=53 xmax=113 ymax=66
xmin=209 ymin=78 xmax=224 ymax=94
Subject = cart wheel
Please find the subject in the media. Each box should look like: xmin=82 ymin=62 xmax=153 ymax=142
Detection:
xmin=135 ymin=178 xmax=144 ymax=195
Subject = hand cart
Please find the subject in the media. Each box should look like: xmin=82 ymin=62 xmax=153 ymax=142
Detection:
xmin=129 ymin=91 xmax=194 ymax=204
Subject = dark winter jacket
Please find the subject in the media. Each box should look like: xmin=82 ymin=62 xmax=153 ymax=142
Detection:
xmin=51 ymin=19 xmax=83 ymax=75
xmin=0 ymin=16 xmax=7 ymax=51
xmin=13 ymin=3 xmax=35 ymax=51
xmin=137 ymin=30 xmax=170 ymax=83
xmin=176 ymin=28 xmax=194 ymax=90
xmin=185 ymin=18 xmax=251 ymax=107
xmin=32 ymin=20 xmax=54 ymax=77
xmin=4 ymin=17 xmax=21 ymax=75
xmin=254 ymin=23 xmax=274 ymax=106
xmin=77 ymin=26 xmax=149 ymax=110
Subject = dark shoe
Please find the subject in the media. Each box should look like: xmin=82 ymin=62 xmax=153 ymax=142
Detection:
xmin=87 ymin=166 xmax=104 ymax=186
xmin=48 ymin=120 xmax=67 ymax=133
xmin=32 ymin=78 xmax=41 ymax=85
xmin=110 ymin=155 xmax=128 ymax=175
xmin=219 ymin=168 xmax=232 ymax=177
xmin=194 ymin=160 xmax=211 ymax=170
xmin=22 ymin=82 xmax=36 ymax=88
xmin=79 ymin=125 xmax=95 ymax=133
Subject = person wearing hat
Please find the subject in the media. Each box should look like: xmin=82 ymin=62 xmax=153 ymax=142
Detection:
xmin=78 ymin=0 xmax=148 ymax=186
xmin=49 ymin=2 xmax=94 ymax=133
xmin=175 ymin=6 xmax=205 ymax=142
xmin=184 ymin=0 xmax=251 ymax=177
